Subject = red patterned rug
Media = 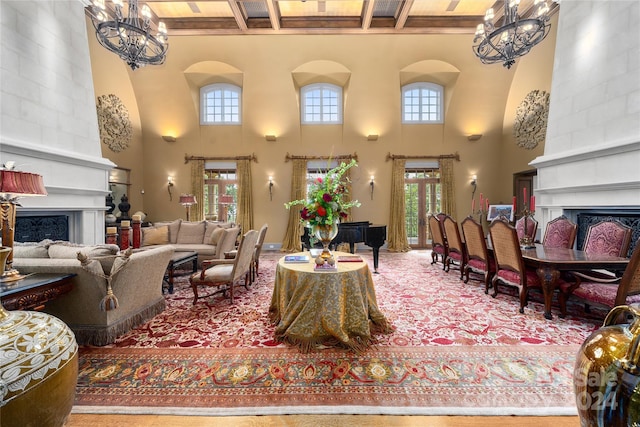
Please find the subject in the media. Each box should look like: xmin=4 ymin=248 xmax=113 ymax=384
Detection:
xmin=73 ymin=250 xmax=601 ymax=416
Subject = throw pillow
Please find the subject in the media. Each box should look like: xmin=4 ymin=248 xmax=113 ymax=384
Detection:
xmin=48 ymin=243 xmax=119 ymax=259
xmin=176 ymin=221 xmax=206 ymax=244
xmin=210 ymin=227 xmax=226 ymax=245
xmin=154 ymin=219 xmax=182 ymax=244
xmin=142 ymin=225 xmax=170 ymax=246
xmin=12 ymin=242 xmax=49 ymax=258
xmin=203 ymin=221 xmax=220 ymax=244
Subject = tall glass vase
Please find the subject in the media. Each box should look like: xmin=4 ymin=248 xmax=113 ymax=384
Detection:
xmin=312 ymin=221 xmax=339 ymax=260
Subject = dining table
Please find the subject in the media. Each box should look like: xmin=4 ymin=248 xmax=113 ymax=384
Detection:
xmin=268 ymin=251 xmax=394 ymax=353
xmin=520 ymin=244 xmax=630 ymax=320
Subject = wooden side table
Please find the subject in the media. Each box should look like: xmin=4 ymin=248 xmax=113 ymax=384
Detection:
xmin=0 ymin=273 xmax=75 ymax=311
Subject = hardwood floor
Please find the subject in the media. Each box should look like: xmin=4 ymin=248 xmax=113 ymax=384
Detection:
xmin=67 ymin=414 xmax=580 ymax=426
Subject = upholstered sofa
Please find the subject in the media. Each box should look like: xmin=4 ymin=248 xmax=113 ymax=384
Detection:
xmin=140 ymin=219 xmax=240 ymax=267
xmin=13 ymin=241 xmax=174 ymax=346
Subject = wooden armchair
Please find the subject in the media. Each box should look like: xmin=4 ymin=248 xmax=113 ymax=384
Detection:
xmin=461 ymin=216 xmax=495 ymax=293
xmin=558 ymin=238 xmax=640 ymax=317
xmin=252 ymin=223 xmax=269 ymax=282
xmin=190 ymin=229 xmax=259 ymax=304
xmin=428 ymin=214 xmax=448 ymax=269
xmin=542 ymin=215 xmax=577 ymax=249
xmin=442 ymin=215 xmax=466 ymax=279
xmin=489 ymin=220 xmax=543 ymax=313
xmin=557 ymin=220 xmax=633 ymax=315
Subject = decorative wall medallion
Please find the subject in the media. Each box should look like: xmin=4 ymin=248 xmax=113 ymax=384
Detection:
xmin=513 ymin=89 xmax=550 ymax=150
xmin=97 ymin=94 xmax=133 ymax=153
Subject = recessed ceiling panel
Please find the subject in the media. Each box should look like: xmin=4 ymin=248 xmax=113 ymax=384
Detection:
xmin=278 ymin=0 xmax=364 ymax=17
xmin=148 ymin=1 xmax=235 ymax=18
xmin=409 ymin=0 xmax=495 ymax=16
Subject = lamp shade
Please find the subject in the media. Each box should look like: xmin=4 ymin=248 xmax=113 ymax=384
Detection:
xmin=179 ymin=194 xmax=197 ymax=206
xmin=219 ymin=194 xmax=234 ymax=204
xmin=0 ymin=170 xmax=47 ymax=197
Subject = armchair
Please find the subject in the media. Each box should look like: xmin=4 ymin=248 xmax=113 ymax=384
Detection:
xmin=428 ymin=214 xmax=448 ymax=269
xmin=442 ymin=215 xmax=466 ymax=279
xmin=252 ymin=224 xmax=269 ymax=282
xmin=558 ymin=238 xmax=640 ymax=317
xmin=542 ymin=215 xmax=577 ymax=249
xmin=190 ymin=229 xmax=259 ymax=304
xmin=461 ymin=216 xmax=495 ymax=293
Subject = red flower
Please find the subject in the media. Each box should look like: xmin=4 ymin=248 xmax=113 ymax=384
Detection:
xmin=339 ymin=211 xmax=348 ymax=219
xmin=322 ymin=193 xmax=332 ymax=202
xmin=300 ymin=207 xmax=311 ymax=220
xmin=317 ymin=206 xmax=327 ymax=217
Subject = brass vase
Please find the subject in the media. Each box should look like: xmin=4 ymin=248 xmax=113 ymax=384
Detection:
xmin=312 ymin=221 xmax=339 ymax=260
xmin=573 ymin=304 xmax=640 ymax=426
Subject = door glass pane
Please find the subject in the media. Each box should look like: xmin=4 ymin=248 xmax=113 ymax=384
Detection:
xmin=405 ymin=182 xmax=419 ymax=245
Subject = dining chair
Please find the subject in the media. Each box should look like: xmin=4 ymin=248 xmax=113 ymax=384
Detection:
xmin=190 ymin=229 xmax=259 ymax=304
xmin=442 ymin=214 xmax=466 ymax=279
xmin=461 ymin=216 xmax=496 ymax=293
xmin=580 ymin=219 xmax=633 ymax=258
xmin=558 ymin=238 xmax=640 ymax=317
xmin=515 ymin=215 xmax=538 ymax=242
xmin=428 ymin=213 xmax=448 ymax=270
xmin=488 ymin=219 xmax=543 ymax=313
xmin=542 ymin=215 xmax=577 ymax=249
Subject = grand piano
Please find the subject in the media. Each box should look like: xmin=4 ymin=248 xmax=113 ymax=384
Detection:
xmin=302 ymin=221 xmax=387 ymax=273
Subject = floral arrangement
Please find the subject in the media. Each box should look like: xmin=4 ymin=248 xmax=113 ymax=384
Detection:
xmin=285 ymin=159 xmax=361 ymax=227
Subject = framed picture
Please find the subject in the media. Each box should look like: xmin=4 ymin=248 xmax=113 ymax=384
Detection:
xmin=487 ymin=204 xmax=514 ymax=222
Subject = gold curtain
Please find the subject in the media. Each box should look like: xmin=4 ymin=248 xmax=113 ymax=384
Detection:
xmin=343 ymin=163 xmax=353 ymax=222
xmin=387 ymin=159 xmax=411 ymax=252
xmin=190 ymin=159 xmax=205 ymax=221
xmin=281 ymin=159 xmax=308 ymax=252
xmin=236 ymin=159 xmax=253 ymax=232
xmin=440 ymin=157 xmax=456 ymax=216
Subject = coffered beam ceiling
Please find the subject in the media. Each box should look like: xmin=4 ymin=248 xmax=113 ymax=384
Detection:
xmin=136 ymin=0 xmax=558 ymax=36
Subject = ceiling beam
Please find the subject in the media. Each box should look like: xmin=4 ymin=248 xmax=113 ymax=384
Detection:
xmin=361 ymin=0 xmax=375 ymax=30
xmin=395 ymin=0 xmax=414 ymax=30
xmin=265 ymin=0 xmax=281 ymax=30
xmin=227 ymin=0 xmax=248 ymax=30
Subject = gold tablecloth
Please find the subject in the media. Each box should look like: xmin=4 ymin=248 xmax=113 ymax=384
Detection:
xmin=269 ymin=252 xmax=394 ymax=353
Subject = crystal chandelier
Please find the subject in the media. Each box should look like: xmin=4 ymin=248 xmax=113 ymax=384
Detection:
xmin=89 ymin=0 xmax=168 ymax=70
xmin=473 ymin=0 xmax=552 ymax=69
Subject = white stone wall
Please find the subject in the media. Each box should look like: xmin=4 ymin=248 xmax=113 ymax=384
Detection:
xmin=531 ymin=0 xmax=640 ymax=231
xmin=0 ymin=0 xmax=113 ymax=244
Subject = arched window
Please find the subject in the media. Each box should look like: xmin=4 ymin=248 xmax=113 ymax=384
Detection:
xmin=301 ymin=83 xmax=343 ymax=124
xmin=200 ymin=83 xmax=241 ymax=125
xmin=402 ymin=82 xmax=443 ymax=124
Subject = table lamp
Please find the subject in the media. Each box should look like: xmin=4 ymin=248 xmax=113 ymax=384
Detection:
xmin=179 ymin=194 xmax=197 ymax=221
xmin=0 ymin=165 xmax=48 ymax=281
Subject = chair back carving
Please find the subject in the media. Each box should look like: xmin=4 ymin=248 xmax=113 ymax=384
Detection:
xmin=542 ymin=215 xmax=577 ymax=249
xmin=582 ymin=220 xmax=633 ymax=257
xmin=515 ymin=216 xmax=538 ymax=241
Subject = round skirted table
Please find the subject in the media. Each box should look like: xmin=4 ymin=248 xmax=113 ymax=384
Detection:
xmin=269 ymin=251 xmax=394 ymax=353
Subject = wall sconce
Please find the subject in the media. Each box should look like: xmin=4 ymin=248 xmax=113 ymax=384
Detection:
xmin=467 ymin=134 xmax=483 ymax=141
xmin=167 ymin=176 xmax=174 ymax=201
xmin=370 ymin=175 xmax=375 ymax=200
xmin=162 ymin=135 xmax=177 ymax=142
xmin=471 ymin=175 xmax=477 ymax=199
xmin=367 ymin=134 xmax=379 ymax=141
xmin=265 ymin=135 xmax=277 ymax=142
xmin=268 ymin=176 xmax=274 ymax=201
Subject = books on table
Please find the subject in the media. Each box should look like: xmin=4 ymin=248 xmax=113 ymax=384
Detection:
xmin=314 ymin=263 xmax=337 ymax=272
xmin=337 ymin=255 xmax=363 ymax=262
xmin=284 ymin=255 xmax=310 ymax=263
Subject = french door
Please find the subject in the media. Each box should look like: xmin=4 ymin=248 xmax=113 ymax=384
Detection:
xmin=405 ymin=169 xmax=440 ymax=248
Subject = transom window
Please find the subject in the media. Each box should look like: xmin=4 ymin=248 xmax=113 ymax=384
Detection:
xmin=200 ymin=83 xmax=241 ymax=125
xmin=301 ymin=83 xmax=342 ymax=124
xmin=402 ymin=82 xmax=443 ymax=124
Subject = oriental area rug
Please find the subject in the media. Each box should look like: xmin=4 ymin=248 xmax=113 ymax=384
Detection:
xmin=72 ymin=250 xmax=603 ymax=416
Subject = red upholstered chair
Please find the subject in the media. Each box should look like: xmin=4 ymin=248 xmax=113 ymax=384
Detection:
xmin=442 ymin=215 xmax=466 ymax=279
xmin=581 ymin=219 xmax=632 ymax=258
xmin=542 ymin=215 xmax=577 ymax=249
xmin=461 ymin=216 xmax=496 ymax=293
xmin=515 ymin=215 xmax=538 ymax=242
xmin=429 ymin=214 xmax=448 ymax=270
xmin=558 ymin=239 xmax=640 ymax=317
xmin=557 ymin=220 xmax=633 ymax=315
xmin=489 ymin=219 xmax=544 ymax=313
